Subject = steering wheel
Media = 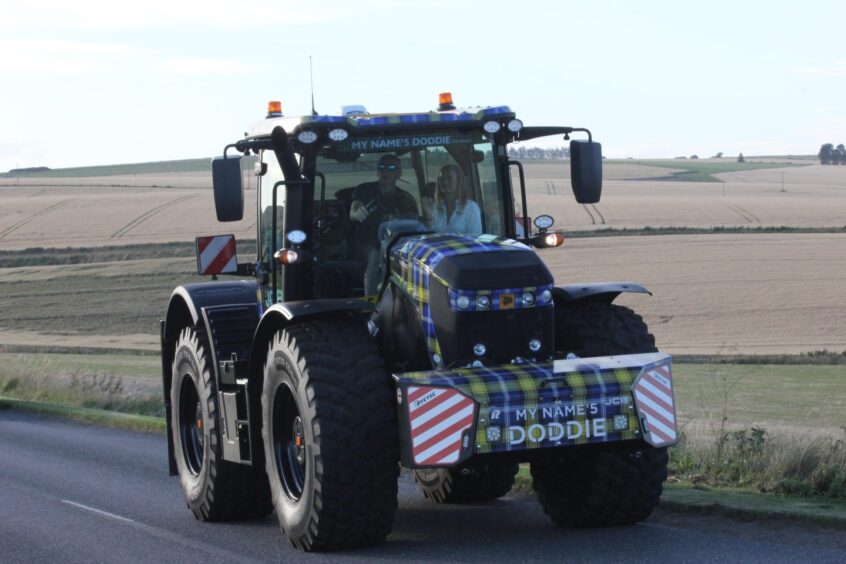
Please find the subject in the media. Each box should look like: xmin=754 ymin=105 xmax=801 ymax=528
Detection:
xmin=362 ymin=191 xmax=418 ymax=225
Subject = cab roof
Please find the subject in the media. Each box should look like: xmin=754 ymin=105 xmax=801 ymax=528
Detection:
xmin=246 ymin=105 xmax=516 ymax=139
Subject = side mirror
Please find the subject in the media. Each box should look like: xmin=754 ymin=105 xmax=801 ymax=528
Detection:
xmin=570 ymin=140 xmax=603 ymax=204
xmin=212 ymin=156 xmax=245 ymax=222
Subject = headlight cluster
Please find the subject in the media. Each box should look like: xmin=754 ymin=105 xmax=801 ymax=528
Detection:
xmin=295 ymin=128 xmax=349 ymax=144
xmin=449 ymin=286 xmax=553 ymax=312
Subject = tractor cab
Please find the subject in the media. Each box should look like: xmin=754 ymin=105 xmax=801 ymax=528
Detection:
xmin=212 ymin=93 xmax=603 ymax=308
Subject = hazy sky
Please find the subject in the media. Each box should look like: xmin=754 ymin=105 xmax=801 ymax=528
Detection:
xmin=1 ymin=0 xmax=844 ymax=171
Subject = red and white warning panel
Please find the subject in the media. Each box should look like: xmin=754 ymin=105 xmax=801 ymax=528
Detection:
xmin=196 ymin=234 xmax=238 ymax=276
xmin=407 ymin=386 xmax=476 ymax=466
xmin=633 ymin=362 xmax=678 ymax=447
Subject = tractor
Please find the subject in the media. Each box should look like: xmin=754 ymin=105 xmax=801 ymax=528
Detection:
xmin=161 ymin=93 xmax=677 ymax=551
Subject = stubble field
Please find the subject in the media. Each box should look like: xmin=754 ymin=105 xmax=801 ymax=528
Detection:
xmin=1 ymin=158 xmax=844 ymax=356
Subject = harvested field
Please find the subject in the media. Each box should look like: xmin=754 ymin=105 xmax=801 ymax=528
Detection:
xmin=2 ymin=160 xmax=844 ymax=250
xmin=546 ymin=233 xmax=846 ymax=355
xmin=0 ymin=159 xmax=844 ymax=356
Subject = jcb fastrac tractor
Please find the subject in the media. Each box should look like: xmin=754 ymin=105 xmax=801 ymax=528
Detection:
xmin=161 ymin=93 xmax=678 ymax=551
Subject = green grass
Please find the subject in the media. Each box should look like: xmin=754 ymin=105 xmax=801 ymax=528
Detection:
xmin=673 ymin=363 xmax=846 ymax=432
xmin=0 ymin=352 xmax=162 ymax=416
xmin=0 ymin=396 xmax=165 ymax=433
xmin=1 ymin=158 xmax=212 ymax=178
xmin=605 ymin=159 xmax=810 ymax=182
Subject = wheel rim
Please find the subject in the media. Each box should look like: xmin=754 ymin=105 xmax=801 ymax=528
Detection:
xmin=272 ymin=384 xmax=306 ymax=501
xmin=178 ymin=375 xmax=204 ymax=476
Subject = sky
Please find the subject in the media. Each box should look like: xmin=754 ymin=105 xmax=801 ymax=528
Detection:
xmin=1 ymin=0 xmax=845 ymax=171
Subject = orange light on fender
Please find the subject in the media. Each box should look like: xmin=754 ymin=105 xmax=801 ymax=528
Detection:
xmin=267 ymin=100 xmax=282 ymax=116
xmin=274 ymin=249 xmax=300 ymax=265
xmin=544 ymin=232 xmax=565 ymax=247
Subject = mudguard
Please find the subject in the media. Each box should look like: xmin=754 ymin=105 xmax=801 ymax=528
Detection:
xmin=553 ymin=282 xmax=651 ymax=304
xmin=393 ymin=352 xmax=676 ymax=469
xmin=248 ymin=299 xmax=375 ymax=376
xmin=161 ymin=281 xmax=261 ymax=474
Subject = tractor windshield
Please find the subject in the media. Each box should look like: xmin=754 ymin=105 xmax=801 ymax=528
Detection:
xmin=313 ymin=131 xmax=504 ymax=253
xmin=306 ymin=130 xmax=508 ymax=297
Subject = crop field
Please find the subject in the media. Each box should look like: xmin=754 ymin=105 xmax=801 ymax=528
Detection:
xmin=0 ymin=157 xmax=844 ymax=357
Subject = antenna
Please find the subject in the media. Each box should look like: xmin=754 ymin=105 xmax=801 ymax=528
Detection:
xmin=310 ymin=56 xmax=317 ymax=116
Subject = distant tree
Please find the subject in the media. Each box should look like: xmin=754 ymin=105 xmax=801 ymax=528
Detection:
xmin=737 ymin=153 xmax=745 ymax=163
xmin=690 ymin=154 xmax=699 ymax=159
xmin=837 ymin=144 xmax=846 ymax=165
xmin=819 ymin=143 xmax=834 ymax=165
xmin=675 ymin=156 xmax=687 ymax=159
xmin=713 ymin=152 xmax=724 ymax=158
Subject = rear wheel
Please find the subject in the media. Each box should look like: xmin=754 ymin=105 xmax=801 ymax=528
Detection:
xmin=414 ymin=463 xmax=518 ymax=503
xmin=532 ymin=301 xmax=667 ymax=527
xmin=170 ymin=327 xmax=272 ymax=521
xmin=262 ymin=318 xmax=399 ymax=551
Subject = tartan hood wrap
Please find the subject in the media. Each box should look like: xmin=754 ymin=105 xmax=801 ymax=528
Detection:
xmin=388 ymin=233 xmax=554 ymax=369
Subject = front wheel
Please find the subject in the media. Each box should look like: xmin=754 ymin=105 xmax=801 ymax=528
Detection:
xmin=262 ymin=318 xmax=399 ymax=551
xmin=536 ymin=301 xmax=667 ymax=527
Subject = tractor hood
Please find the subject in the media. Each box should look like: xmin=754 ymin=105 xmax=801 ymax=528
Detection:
xmin=389 ymin=233 xmax=554 ymax=291
xmin=386 ymin=234 xmax=555 ymax=369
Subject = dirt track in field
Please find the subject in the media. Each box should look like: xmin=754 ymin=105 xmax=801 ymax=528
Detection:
xmin=1 ymin=161 xmax=845 ymax=355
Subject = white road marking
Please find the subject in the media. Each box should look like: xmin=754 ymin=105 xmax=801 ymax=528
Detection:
xmin=61 ymin=499 xmax=135 ymax=523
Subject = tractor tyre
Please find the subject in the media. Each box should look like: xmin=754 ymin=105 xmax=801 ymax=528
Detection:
xmin=531 ymin=446 xmax=668 ymax=527
xmin=261 ymin=318 xmax=399 ymax=551
xmin=555 ymin=301 xmax=657 ymax=357
xmin=413 ymin=463 xmax=519 ymax=504
xmin=535 ymin=301 xmax=666 ymax=527
xmin=170 ymin=327 xmax=272 ymax=521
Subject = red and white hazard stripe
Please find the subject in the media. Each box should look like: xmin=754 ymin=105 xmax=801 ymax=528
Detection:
xmin=196 ymin=235 xmax=237 ymax=275
xmin=407 ymin=386 xmax=476 ymax=466
xmin=633 ymin=363 xmax=678 ymax=446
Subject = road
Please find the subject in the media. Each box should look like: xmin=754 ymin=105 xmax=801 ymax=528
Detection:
xmin=1 ymin=410 xmax=844 ymax=563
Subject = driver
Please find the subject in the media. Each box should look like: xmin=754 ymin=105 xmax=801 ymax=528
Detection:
xmin=349 ymin=155 xmax=418 ymax=224
xmin=349 ymin=154 xmax=419 ymax=295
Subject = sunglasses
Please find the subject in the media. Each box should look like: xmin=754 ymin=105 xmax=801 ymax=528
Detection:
xmin=377 ymin=163 xmax=399 ymax=171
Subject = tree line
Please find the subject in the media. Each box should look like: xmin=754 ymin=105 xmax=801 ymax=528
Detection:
xmin=507 ymin=146 xmax=570 ymax=160
xmin=818 ymin=143 xmax=846 ymax=164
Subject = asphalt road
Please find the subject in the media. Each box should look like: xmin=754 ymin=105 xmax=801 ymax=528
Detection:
xmin=1 ymin=410 xmax=844 ymax=563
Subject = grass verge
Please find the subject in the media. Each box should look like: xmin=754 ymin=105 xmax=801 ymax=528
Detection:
xmin=0 ymin=396 xmax=165 ymax=434
xmin=513 ymin=465 xmax=846 ymax=529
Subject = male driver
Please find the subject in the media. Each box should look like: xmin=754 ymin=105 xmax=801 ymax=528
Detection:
xmin=349 ymin=154 xmax=418 ymax=294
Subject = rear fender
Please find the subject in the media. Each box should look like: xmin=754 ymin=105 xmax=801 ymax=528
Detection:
xmin=553 ymin=282 xmax=650 ymax=306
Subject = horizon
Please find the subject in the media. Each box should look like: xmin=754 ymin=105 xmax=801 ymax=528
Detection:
xmin=2 ymin=1 xmax=844 ymax=170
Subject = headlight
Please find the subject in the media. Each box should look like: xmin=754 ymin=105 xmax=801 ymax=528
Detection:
xmin=328 ymin=128 xmax=348 ymax=141
xmin=477 ymin=295 xmax=490 ymax=309
xmin=507 ymin=119 xmax=523 ymax=133
xmin=529 ymin=339 xmax=542 ymax=352
xmin=473 ymin=343 xmax=486 ymax=357
xmin=539 ymin=289 xmax=553 ymax=304
xmin=456 ymin=295 xmax=471 ymax=310
xmin=483 ymin=120 xmax=502 ymax=133
xmin=297 ymin=130 xmax=318 ymax=144
xmin=521 ymin=292 xmax=535 ymax=307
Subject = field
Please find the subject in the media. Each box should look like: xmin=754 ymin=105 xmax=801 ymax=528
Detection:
xmin=1 ymin=157 xmax=844 ymax=355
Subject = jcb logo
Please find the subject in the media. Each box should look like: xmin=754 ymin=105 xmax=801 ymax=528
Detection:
xmin=499 ymin=293 xmax=515 ymax=310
